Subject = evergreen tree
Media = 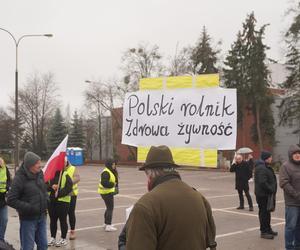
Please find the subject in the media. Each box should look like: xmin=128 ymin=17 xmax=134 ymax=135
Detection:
xmin=279 ymin=3 xmax=300 ymax=133
xmin=223 ymin=12 xmax=275 ymax=149
xmin=47 ymin=108 xmax=67 ymax=154
xmin=191 ymin=26 xmax=219 ymax=74
xmin=223 ymin=32 xmax=247 ymax=126
xmin=68 ymin=111 xmax=85 ymax=148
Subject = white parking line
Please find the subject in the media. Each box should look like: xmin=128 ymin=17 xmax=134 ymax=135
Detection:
xmin=215 ymin=208 xmax=285 ymax=221
xmin=76 ymin=205 xmax=131 ymax=213
xmin=79 ymin=182 xmax=146 ymax=188
xmin=119 ymin=187 xmax=147 ymax=191
xmin=77 ymin=194 xmax=141 ymax=201
xmin=117 ymin=194 xmax=140 ymax=200
xmin=78 ymin=189 xmax=97 ymax=193
xmin=74 ymin=221 xmax=286 ymax=239
xmin=77 ymin=197 xmax=99 ymax=201
xmin=79 ymin=186 xmax=147 ymax=193
xmin=75 ymin=222 xmax=126 ymax=232
xmin=209 ymin=175 xmax=233 ymax=180
xmin=212 ymin=200 xmax=284 ymax=210
xmin=216 ymin=222 xmax=285 ymax=239
xmin=206 ymin=194 xmax=237 ymax=199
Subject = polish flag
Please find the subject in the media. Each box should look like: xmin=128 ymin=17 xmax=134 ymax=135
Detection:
xmin=43 ymin=135 xmax=68 ymax=182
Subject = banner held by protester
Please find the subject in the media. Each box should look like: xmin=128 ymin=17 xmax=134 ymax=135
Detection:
xmin=122 ymin=87 xmax=237 ymax=150
xmin=137 ymin=74 xmax=220 ymax=168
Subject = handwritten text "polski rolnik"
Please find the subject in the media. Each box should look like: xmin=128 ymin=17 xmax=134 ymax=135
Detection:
xmin=124 ymin=93 xmax=235 ymax=144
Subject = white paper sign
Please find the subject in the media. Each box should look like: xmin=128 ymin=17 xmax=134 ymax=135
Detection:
xmin=122 ymin=87 xmax=237 ymax=150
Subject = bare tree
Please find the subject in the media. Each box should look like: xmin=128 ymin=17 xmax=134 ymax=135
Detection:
xmin=0 ymin=108 xmax=14 ymax=149
xmin=168 ymin=44 xmax=193 ymax=76
xmin=85 ymin=81 xmax=112 ymax=160
xmin=17 ymin=72 xmax=58 ymax=158
xmin=84 ymin=79 xmax=138 ymax=160
xmin=121 ymin=42 xmax=164 ymax=91
xmin=84 ymin=117 xmax=98 ymax=161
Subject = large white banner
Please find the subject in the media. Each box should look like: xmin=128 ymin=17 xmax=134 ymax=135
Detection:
xmin=122 ymin=87 xmax=237 ymax=150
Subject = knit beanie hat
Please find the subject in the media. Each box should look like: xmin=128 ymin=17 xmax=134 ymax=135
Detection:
xmin=105 ymin=158 xmax=115 ymax=169
xmin=261 ymin=151 xmax=272 ymax=161
xmin=24 ymin=152 xmax=41 ymax=169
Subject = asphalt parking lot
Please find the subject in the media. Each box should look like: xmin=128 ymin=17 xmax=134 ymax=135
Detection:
xmin=6 ymin=165 xmax=285 ymax=250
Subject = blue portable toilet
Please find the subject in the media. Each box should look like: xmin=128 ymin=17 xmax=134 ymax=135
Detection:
xmin=67 ymin=147 xmax=84 ymax=166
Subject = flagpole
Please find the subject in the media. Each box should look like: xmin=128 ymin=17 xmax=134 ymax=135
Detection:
xmin=55 ymin=170 xmax=63 ymax=198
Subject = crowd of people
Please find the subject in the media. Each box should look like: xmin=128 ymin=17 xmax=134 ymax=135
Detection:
xmin=0 ymin=153 xmax=81 ymax=250
xmin=0 ymin=143 xmax=299 ymax=250
xmin=229 ymin=145 xmax=300 ymax=249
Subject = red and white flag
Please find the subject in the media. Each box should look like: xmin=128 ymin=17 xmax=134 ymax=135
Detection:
xmin=43 ymin=135 xmax=68 ymax=182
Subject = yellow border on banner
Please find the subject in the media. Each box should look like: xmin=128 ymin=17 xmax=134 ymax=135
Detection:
xmin=139 ymin=78 xmax=164 ymax=90
xmin=204 ymin=149 xmax=218 ymax=167
xmin=137 ymin=146 xmax=201 ymax=166
xmin=137 ymin=74 xmax=219 ymax=168
xmin=196 ymin=74 xmax=219 ymax=88
xmin=166 ymin=76 xmax=193 ymax=89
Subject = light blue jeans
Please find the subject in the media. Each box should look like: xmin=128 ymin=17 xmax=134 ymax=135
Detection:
xmin=20 ymin=215 xmax=47 ymax=250
xmin=285 ymin=206 xmax=300 ymax=250
xmin=0 ymin=205 xmax=8 ymax=241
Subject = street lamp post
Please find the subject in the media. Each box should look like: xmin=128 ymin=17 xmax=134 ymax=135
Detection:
xmin=0 ymin=28 xmax=53 ymax=173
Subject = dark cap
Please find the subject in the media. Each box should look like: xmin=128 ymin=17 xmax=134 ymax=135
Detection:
xmin=24 ymin=152 xmax=41 ymax=169
xmin=105 ymin=158 xmax=116 ymax=169
xmin=261 ymin=151 xmax=272 ymax=161
xmin=139 ymin=145 xmax=179 ymax=170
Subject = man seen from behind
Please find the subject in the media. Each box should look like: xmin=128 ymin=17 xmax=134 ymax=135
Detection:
xmin=126 ymin=145 xmax=217 ymax=250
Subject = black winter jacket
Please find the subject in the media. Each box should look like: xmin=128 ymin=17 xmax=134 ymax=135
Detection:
xmin=7 ymin=163 xmax=48 ymax=220
xmin=230 ymin=161 xmax=252 ymax=190
xmin=254 ymin=160 xmax=277 ymax=197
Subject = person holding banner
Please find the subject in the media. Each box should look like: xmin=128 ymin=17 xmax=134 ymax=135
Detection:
xmin=98 ymin=159 xmax=119 ymax=232
xmin=65 ymin=158 xmax=80 ymax=240
xmin=47 ymin=168 xmax=73 ymax=247
xmin=125 ymin=145 xmax=217 ymax=250
xmin=230 ymin=154 xmax=254 ymax=211
xmin=7 ymin=152 xmax=48 ymax=250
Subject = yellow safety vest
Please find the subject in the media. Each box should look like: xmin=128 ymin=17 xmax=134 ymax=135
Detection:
xmin=58 ymin=171 xmax=71 ymax=203
xmin=66 ymin=165 xmax=79 ymax=196
xmin=0 ymin=165 xmax=7 ymax=193
xmin=98 ymin=168 xmax=116 ymax=195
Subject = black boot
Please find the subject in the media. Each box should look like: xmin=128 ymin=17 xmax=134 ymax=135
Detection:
xmin=269 ymin=229 xmax=278 ymax=236
xmin=261 ymin=233 xmax=274 ymax=239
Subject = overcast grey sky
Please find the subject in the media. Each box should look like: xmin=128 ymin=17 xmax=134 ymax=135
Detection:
xmin=0 ymin=0 xmax=291 ymax=113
